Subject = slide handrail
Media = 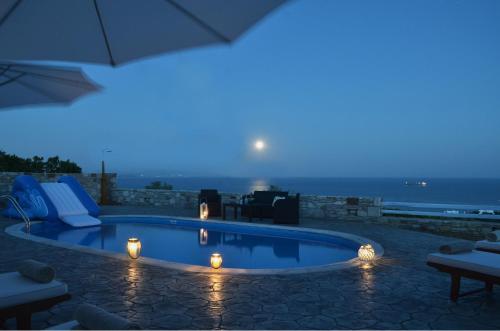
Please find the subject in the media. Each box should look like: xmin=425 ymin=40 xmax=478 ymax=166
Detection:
xmin=0 ymin=194 xmax=31 ymax=230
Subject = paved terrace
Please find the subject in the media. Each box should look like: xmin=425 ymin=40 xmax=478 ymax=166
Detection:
xmin=1 ymin=206 xmax=499 ymax=330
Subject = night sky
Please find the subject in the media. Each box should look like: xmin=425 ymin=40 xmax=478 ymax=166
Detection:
xmin=1 ymin=0 xmax=499 ymax=178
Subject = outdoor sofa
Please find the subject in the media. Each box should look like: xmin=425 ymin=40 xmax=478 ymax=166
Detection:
xmin=242 ymin=190 xmax=300 ymax=224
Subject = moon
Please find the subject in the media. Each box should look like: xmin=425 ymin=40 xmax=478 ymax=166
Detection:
xmin=254 ymin=140 xmax=265 ymax=151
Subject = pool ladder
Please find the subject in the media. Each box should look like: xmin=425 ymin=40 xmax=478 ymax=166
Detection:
xmin=0 ymin=194 xmax=31 ymax=230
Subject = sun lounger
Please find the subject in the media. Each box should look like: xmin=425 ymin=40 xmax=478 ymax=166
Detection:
xmin=475 ymin=240 xmax=500 ymax=254
xmin=0 ymin=272 xmax=70 ymax=329
xmin=427 ymin=251 xmax=500 ymax=301
xmin=47 ymin=320 xmax=79 ymax=330
xmin=47 ymin=303 xmax=140 ymax=330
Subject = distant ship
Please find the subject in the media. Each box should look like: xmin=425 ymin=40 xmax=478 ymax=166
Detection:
xmin=404 ymin=180 xmax=428 ymax=187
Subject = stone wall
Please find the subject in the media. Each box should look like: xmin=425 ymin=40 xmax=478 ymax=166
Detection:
xmin=300 ymin=195 xmax=382 ymax=218
xmin=111 ymin=188 xmax=382 ymax=218
xmin=111 ymin=188 xmax=242 ymax=209
xmin=0 ymin=171 xmax=116 ymax=202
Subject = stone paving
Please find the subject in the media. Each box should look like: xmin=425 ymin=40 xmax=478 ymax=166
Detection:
xmin=1 ymin=206 xmax=499 ymax=330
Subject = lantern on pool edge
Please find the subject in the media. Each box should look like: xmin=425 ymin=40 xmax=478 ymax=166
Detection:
xmin=200 ymin=202 xmax=209 ymax=220
xmin=199 ymin=228 xmax=208 ymax=245
xmin=358 ymin=244 xmax=375 ymax=262
xmin=127 ymin=238 xmax=142 ymax=259
xmin=210 ymin=253 xmax=223 ymax=269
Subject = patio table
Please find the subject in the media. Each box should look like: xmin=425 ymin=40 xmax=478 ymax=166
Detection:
xmin=222 ymin=203 xmax=243 ymax=220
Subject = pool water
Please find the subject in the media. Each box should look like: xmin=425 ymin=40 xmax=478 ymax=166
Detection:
xmin=26 ymin=217 xmax=360 ymax=270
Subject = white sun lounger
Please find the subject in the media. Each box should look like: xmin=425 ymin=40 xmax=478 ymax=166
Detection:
xmin=41 ymin=183 xmax=101 ymax=227
xmin=47 ymin=320 xmax=80 ymax=330
xmin=47 ymin=304 xmax=140 ymax=330
xmin=427 ymin=251 xmax=500 ymax=301
xmin=475 ymin=240 xmax=500 ymax=254
xmin=0 ymin=272 xmax=70 ymax=329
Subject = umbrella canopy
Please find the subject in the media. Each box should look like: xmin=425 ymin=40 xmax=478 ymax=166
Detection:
xmin=0 ymin=0 xmax=287 ymax=66
xmin=0 ymin=62 xmax=101 ymax=110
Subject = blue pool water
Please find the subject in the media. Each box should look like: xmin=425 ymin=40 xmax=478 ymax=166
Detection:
xmin=26 ymin=217 xmax=360 ymax=270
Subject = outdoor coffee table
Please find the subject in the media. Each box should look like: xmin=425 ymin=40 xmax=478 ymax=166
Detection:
xmin=222 ymin=202 xmax=243 ymax=220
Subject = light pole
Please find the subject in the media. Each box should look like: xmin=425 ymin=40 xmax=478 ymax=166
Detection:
xmin=100 ymin=148 xmax=112 ymax=205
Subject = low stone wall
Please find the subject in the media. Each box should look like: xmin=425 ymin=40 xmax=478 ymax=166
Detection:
xmin=0 ymin=171 xmax=116 ymax=202
xmin=111 ymin=188 xmax=242 ymax=209
xmin=111 ymin=188 xmax=382 ymax=218
xmin=300 ymin=195 xmax=382 ymax=218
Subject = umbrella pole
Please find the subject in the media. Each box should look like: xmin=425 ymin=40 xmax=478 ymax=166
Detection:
xmin=100 ymin=160 xmax=109 ymax=205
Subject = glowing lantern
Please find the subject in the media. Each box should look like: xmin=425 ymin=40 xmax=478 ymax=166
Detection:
xmin=358 ymin=244 xmax=375 ymax=262
xmin=127 ymin=238 xmax=142 ymax=259
xmin=200 ymin=202 xmax=209 ymax=220
xmin=210 ymin=253 xmax=223 ymax=269
xmin=199 ymin=228 xmax=208 ymax=245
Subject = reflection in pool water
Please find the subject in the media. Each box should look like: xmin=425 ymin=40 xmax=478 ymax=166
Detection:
xmin=26 ymin=217 xmax=359 ymax=270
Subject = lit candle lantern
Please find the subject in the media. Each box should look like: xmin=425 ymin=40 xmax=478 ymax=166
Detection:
xmin=200 ymin=202 xmax=209 ymax=220
xmin=210 ymin=253 xmax=223 ymax=269
xmin=199 ymin=228 xmax=208 ymax=245
xmin=358 ymin=244 xmax=375 ymax=262
xmin=127 ymin=238 xmax=142 ymax=259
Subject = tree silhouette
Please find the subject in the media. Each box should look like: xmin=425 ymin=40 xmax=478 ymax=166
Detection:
xmin=0 ymin=150 xmax=82 ymax=173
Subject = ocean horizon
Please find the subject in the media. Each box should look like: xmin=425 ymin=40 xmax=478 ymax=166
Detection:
xmin=117 ymin=176 xmax=500 ymax=206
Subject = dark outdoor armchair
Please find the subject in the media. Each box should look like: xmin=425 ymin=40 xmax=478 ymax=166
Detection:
xmin=242 ymin=191 xmax=300 ymax=224
xmin=273 ymin=193 xmax=300 ymax=225
xmin=198 ymin=189 xmax=221 ymax=217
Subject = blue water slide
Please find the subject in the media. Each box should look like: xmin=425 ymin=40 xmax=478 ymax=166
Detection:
xmin=58 ymin=176 xmax=100 ymax=217
xmin=2 ymin=175 xmax=59 ymax=222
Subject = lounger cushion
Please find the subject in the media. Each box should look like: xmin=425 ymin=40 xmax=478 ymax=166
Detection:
xmin=75 ymin=303 xmax=140 ymax=330
xmin=427 ymin=251 xmax=500 ymax=277
xmin=0 ymin=272 xmax=67 ymax=309
xmin=17 ymin=259 xmax=55 ymax=283
xmin=439 ymin=241 xmax=473 ymax=254
xmin=486 ymin=230 xmax=500 ymax=242
xmin=475 ymin=240 xmax=500 ymax=253
xmin=62 ymin=214 xmax=101 ymax=227
xmin=46 ymin=320 xmax=80 ymax=330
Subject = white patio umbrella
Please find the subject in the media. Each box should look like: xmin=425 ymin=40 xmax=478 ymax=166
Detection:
xmin=0 ymin=0 xmax=287 ymax=66
xmin=0 ymin=62 xmax=101 ymax=110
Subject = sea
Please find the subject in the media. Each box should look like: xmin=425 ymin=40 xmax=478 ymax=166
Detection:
xmin=117 ymin=177 xmax=500 ymax=206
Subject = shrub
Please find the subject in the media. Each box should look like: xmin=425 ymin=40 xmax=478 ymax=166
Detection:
xmin=268 ymin=184 xmax=282 ymax=191
xmin=145 ymin=181 xmax=173 ymax=190
xmin=0 ymin=150 xmax=82 ymax=173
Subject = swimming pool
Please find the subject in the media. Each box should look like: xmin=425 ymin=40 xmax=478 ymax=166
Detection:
xmin=7 ymin=216 xmax=383 ymax=274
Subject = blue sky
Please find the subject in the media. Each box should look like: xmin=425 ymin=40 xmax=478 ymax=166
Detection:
xmin=1 ymin=0 xmax=499 ymax=178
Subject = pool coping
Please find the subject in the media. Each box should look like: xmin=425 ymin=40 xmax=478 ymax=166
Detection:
xmin=5 ymin=215 xmax=384 ymax=275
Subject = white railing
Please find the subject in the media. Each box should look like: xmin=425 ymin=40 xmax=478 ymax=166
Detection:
xmin=382 ymin=201 xmax=500 ymax=220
